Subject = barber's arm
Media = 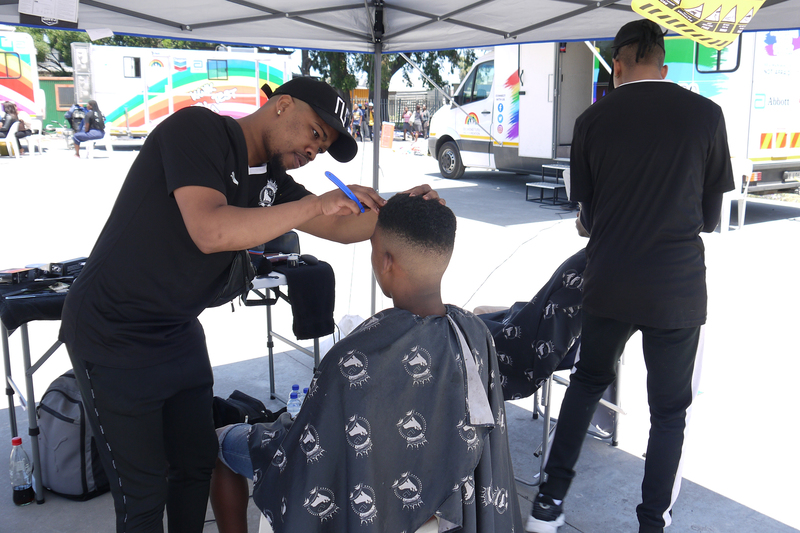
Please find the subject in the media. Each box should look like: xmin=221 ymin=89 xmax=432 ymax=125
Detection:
xmin=174 ymin=185 xmax=378 ymax=254
xmin=700 ymin=192 xmax=723 ymax=233
xmin=701 ymin=113 xmax=735 ymax=233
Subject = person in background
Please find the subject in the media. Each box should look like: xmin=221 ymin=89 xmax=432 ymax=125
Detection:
xmin=72 ymin=100 xmax=105 ymax=158
xmin=367 ymin=101 xmax=375 ymax=140
xmin=402 ymin=106 xmax=412 ymax=141
xmin=421 ymin=104 xmax=430 ymax=139
xmin=352 ymin=103 xmax=363 ymax=141
xmin=525 ymin=19 xmax=734 ymax=533
xmin=412 ymin=105 xmax=423 ymax=142
xmin=0 ymin=101 xmax=19 ymax=139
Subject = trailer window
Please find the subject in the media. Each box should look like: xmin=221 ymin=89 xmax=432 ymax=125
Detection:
xmin=124 ymin=56 xmax=141 ymax=78
xmin=0 ymin=52 xmax=22 ymax=79
xmin=208 ymin=60 xmax=228 ymax=80
xmin=696 ymin=38 xmax=740 ymax=73
xmin=456 ymin=60 xmax=494 ymax=106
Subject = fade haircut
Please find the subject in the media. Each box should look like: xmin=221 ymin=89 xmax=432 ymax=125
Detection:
xmin=376 ymin=193 xmax=456 ymax=256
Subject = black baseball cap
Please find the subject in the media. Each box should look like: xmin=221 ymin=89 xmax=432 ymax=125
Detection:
xmin=273 ymin=77 xmax=357 ymax=163
xmin=611 ymin=19 xmax=666 ymax=59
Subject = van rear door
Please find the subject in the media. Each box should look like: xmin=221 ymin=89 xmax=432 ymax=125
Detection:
xmin=518 ymin=42 xmax=557 ymax=159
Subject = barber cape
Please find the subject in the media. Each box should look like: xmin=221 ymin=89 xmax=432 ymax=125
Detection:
xmin=248 ymin=305 xmax=523 ymax=532
xmin=479 ymin=249 xmax=586 ymax=401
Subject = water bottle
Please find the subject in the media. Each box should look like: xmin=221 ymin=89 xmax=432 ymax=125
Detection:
xmin=287 ymin=392 xmax=301 ymax=419
xmin=290 ymin=383 xmax=300 ymax=399
xmin=9 ymin=437 xmax=34 ymax=506
xmin=301 ymin=387 xmax=309 ymax=404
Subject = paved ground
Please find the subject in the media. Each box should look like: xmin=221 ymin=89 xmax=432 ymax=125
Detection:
xmin=2 ymin=137 xmax=799 ymax=532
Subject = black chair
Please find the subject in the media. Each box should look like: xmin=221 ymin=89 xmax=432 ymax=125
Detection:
xmin=242 ymin=231 xmax=321 ymax=403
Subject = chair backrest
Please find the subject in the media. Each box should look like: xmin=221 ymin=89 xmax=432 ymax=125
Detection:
xmin=261 ymin=231 xmax=300 ymax=254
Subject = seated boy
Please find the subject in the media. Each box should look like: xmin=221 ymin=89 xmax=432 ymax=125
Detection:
xmin=211 ymin=193 xmax=523 ymax=532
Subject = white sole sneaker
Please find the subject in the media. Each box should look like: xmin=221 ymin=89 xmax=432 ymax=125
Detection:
xmin=525 ymin=512 xmax=565 ymax=533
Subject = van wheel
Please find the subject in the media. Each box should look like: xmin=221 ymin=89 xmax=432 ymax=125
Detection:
xmin=438 ymin=142 xmax=465 ymax=179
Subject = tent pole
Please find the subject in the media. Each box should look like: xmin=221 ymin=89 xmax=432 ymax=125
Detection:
xmin=370 ymin=40 xmax=382 ymax=316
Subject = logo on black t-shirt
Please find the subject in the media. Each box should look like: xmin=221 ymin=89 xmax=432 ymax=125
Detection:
xmin=259 ymin=179 xmax=278 ymax=207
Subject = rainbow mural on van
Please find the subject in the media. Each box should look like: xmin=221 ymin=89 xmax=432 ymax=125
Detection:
xmin=0 ymin=32 xmax=39 ymax=116
xmin=101 ymin=55 xmax=288 ymax=131
xmin=464 ymin=112 xmax=480 ymax=125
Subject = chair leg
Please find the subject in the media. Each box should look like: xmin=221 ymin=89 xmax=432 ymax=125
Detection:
xmin=266 ymin=302 xmax=278 ymax=401
xmin=737 ymin=198 xmax=747 ymax=230
xmin=516 ymin=374 xmax=554 ymax=487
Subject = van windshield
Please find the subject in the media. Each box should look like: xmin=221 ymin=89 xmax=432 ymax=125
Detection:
xmin=456 ymin=60 xmax=494 ymax=106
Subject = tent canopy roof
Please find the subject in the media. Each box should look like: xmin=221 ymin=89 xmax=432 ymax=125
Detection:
xmin=2 ymin=0 xmax=799 ymax=52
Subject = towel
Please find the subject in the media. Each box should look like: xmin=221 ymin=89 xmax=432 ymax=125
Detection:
xmin=272 ymin=261 xmax=335 ymax=340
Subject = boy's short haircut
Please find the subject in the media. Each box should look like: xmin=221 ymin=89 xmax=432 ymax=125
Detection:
xmin=377 ymin=193 xmax=456 ymax=255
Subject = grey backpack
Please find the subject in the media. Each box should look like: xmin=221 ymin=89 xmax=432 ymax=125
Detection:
xmin=36 ymin=370 xmax=110 ymax=500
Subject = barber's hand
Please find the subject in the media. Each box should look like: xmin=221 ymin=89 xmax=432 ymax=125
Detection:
xmin=348 ymin=184 xmax=387 ymax=213
xmin=403 ymin=184 xmax=446 ymax=205
xmin=316 ymin=185 xmax=385 ymax=216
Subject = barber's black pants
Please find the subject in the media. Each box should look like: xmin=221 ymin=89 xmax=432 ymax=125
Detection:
xmin=540 ymin=311 xmax=702 ymax=533
xmin=68 ymin=349 xmax=219 ymax=533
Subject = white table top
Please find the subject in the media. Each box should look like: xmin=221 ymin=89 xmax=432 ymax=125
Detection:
xmin=250 ymin=273 xmax=288 ymax=290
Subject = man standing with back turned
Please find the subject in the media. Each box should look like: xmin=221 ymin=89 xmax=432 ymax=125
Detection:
xmin=525 ymin=20 xmax=734 ymax=533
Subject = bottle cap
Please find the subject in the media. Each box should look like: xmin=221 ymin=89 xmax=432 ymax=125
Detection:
xmin=292 ymin=384 xmax=300 ymax=390
xmin=290 ymin=392 xmax=298 ymax=399
xmin=303 ymin=387 xmax=309 ymax=394
xmin=11 ymin=437 xmax=22 ymax=446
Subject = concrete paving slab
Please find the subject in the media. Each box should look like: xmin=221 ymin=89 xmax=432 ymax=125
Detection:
xmin=2 ymin=138 xmax=800 ymax=532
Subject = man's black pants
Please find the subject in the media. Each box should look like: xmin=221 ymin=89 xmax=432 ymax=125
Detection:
xmin=69 ymin=349 xmax=219 ymax=533
xmin=540 ymin=311 xmax=702 ymax=533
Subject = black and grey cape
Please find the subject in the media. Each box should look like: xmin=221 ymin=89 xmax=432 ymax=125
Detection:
xmin=247 ymin=305 xmax=523 ymax=532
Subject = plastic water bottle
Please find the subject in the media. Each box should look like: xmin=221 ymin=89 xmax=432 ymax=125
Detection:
xmin=301 ymin=387 xmax=309 ymax=404
xmin=9 ymin=437 xmax=34 ymax=506
xmin=287 ymin=392 xmax=301 ymax=419
xmin=290 ymin=383 xmax=300 ymax=399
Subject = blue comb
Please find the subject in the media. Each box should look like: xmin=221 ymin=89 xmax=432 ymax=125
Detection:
xmin=325 ymin=171 xmax=365 ymax=213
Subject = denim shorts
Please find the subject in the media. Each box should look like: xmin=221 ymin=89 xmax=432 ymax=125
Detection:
xmin=217 ymin=423 xmax=254 ymax=479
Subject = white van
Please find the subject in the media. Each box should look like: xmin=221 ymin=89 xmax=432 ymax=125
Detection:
xmin=427 ymin=41 xmax=594 ymax=179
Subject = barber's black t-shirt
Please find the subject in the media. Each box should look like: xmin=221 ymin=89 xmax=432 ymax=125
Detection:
xmin=60 ymin=107 xmax=310 ymax=368
xmin=570 ymin=81 xmax=734 ymax=329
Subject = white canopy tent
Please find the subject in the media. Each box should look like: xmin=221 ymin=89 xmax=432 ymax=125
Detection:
xmin=2 ymin=0 xmax=798 ymax=308
xmin=3 ymin=0 xmax=799 ymax=187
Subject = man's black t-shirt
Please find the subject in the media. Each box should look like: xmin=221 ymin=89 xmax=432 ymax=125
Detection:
xmin=570 ymin=81 xmax=733 ymax=329
xmin=60 ymin=107 xmax=310 ymax=368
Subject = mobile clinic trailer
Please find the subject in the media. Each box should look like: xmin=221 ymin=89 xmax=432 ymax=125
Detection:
xmin=661 ymin=30 xmax=800 ymax=192
xmin=71 ymin=42 xmax=293 ymax=137
xmin=429 ymin=30 xmax=800 ymax=193
xmin=0 ymin=30 xmax=42 ymax=117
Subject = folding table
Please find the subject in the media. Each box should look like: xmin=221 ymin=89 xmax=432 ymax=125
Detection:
xmin=1 ymin=280 xmax=70 ymax=504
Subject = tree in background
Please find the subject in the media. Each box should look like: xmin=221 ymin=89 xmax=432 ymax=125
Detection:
xmin=310 ymin=49 xmax=476 ymax=93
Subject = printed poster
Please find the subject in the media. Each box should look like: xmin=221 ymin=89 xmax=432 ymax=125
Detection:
xmin=632 ymin=0 xmax=766 ymax=50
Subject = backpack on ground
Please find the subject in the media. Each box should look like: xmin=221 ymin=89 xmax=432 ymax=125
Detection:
xmin=36 ymin=370 xmax=110 ymax=501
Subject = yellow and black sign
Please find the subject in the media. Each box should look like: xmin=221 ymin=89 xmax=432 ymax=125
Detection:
xmin=632 ymin=0 xmax=766 ymax=50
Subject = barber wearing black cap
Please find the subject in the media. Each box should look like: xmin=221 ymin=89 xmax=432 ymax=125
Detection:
xmin=526 ymin=20 xmax=734 ymax=533
xmin=59 ymin=77 xmax=440 ymax=533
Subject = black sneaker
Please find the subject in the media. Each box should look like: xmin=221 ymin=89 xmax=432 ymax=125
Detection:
xmin=525 ymin=493 xmax=565 ymax=533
